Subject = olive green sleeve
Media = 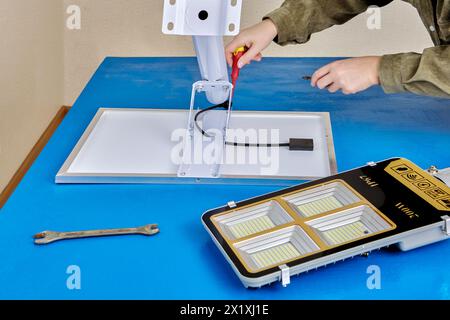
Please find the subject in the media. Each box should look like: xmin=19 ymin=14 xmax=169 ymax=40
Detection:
xmin=264 ymin=0 xmax=393 ymax=45
xmin=379 ymin=46 xmax=450 ymax=98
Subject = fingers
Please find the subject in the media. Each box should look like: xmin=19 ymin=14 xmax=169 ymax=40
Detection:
xmin=327 ymin=83 xmax=340 ymax=93
xmin=311 ymin=57 xmax=381 ymax=95
xmin=316 ymin=75 xmax=333 ymax=90
xmin=225 ymin=20 xmax=276 ymax=68
xmin=237 ymin=43 xmax=262 ymax=68
xmin=225 ymin=42 xmax=263 ymax=68
xmin=311 ymin=64 xmax=332 ymax=87
xmin=225 ymin=37 xmax=244 ymax=67
xmin=311 ymin=61 xmax=344 ymax=93
xmin=252 ymin=53 xmax=263 ymax=62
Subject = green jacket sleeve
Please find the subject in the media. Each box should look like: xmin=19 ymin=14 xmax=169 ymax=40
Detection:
xmin=264 ymin=0 xmax=393 ymax=45
xmin=379 ymin=46 xmax=450 ymax=98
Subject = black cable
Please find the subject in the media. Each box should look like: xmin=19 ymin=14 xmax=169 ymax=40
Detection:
xmin=194 ymin=102 xmax=229 ymax=137
xmin=194 ymin=101 xmax=297 ymax=149
xmin=225 ymin=141 xmax=290 ymax=148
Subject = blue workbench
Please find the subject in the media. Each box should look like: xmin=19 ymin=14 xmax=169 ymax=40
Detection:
xmin=1 ymin=57 xmax=449 ymax=299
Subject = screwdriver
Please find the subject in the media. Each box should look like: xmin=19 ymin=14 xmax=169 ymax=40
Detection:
xmin=231 ymin=46 xmax=248 ymax=98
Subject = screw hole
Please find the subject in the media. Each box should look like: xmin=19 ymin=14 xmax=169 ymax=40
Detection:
xmin=169 ymin=0 xmax=176 ymax=5
xmin=231 ymin=0 xmax=238 ymax=6
xmin=167 ymin=22 xmax=174 ymax=31
xmin=198 ymin=10 xmax=209 ymax=21
xmin=228 ymin=23 xmax=236 ymax=32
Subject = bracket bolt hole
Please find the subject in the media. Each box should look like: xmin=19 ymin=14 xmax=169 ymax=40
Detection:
xmin=198 ymin=10 xmax=209 ymax=21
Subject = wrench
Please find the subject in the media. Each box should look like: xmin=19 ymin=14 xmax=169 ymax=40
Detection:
xmin=33 ymin=224 xmax=159 ymax=245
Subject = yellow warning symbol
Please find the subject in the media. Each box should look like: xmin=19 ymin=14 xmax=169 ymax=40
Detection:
xmin=386 ymin=158 xmax=450 ymax=212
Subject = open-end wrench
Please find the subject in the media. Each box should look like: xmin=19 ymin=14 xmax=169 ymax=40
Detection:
xmin=33 ymin=224 xmax=159 ymax=245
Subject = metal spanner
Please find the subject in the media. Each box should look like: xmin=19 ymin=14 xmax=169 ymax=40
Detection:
xmin=33 ymin=224 xmax=159 ymax=245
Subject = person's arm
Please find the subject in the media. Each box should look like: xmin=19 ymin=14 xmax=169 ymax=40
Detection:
xmin=379 ymin=46 xmax=450 ymax=98
xmin=265 ymin=0 xmax=393 ymax=46
xmin=226 ymin=0 xmax=392 ymax=68
xmin=226 ymin=0 xmax=450 ymax=98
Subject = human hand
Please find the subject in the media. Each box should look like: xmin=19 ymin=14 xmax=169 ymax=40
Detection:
xmin=311 ymin=56 xmax=381 ymax=94
xmin=225 ymin=19 xmax=278 ymax=69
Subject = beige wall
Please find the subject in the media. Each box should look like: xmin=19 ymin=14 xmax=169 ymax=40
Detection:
xmin=63 ymin=0 xmax=433 ymax=105
xmin=0 ymin=0 xmax=64 ymax=191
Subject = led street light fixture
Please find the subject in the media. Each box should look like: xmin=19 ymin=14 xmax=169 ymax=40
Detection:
xmin=202 ymin=158 xmax=450 ymax=288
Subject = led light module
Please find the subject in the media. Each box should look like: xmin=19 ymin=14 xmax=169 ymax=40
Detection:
xmin=202 ymin=158 xmax=450 ymax=288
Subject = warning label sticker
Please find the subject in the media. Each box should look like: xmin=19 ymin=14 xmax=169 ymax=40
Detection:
xmin=386 ymin=159 xmax=450 ymax=212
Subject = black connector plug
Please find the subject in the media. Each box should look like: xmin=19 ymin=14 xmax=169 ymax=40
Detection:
xmin=289 ymin=138 xmax=314 ymax=151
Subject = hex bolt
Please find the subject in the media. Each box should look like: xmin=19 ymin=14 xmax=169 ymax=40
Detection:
xmin=428 ymin=165 xmax=439 ymax=175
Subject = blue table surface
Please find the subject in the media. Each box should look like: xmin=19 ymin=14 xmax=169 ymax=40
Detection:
xmin=1 ymin=57 xmax=449 ymax=300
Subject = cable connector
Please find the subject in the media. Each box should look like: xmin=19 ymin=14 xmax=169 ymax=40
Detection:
xmin=289 ymin=138 xmax=314 ymax=151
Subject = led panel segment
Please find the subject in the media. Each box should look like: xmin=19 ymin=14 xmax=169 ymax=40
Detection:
xmin=213 ymin=200 xmax=293 ymax=240
xmin=306 ymin=205 xmax=394 ymax=246
xmin=234 ymin=226 xmax=320 ymax=272
xmin=283 ymin=181 xmax=360 ymax=217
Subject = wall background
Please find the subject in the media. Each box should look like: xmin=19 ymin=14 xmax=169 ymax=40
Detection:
xmin=0 ymin=0 xmax=63 ymax=191
xmin=0 ymin=0 xmax=434 ymax=192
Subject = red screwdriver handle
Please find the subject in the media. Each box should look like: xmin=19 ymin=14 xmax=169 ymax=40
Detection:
xmin=231 ymin=47 xmax=248 ymax=97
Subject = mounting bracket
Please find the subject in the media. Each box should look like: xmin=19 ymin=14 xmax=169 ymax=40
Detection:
xmin=177 ymin=80 xmax=233 ymax=178
xmin=162 ymin=0 xmax=243 ymax=104
xmin=162 ymin=0 xmax=242 ymax=36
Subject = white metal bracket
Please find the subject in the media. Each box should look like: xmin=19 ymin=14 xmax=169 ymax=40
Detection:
xmin=162 ymin=0 xmax=242 ymax=36
xmin=162 ymin=0 xmax=243 ymax=105
xmin=227 ymin=201 xmax=237 ymax=209
xmin=430 ymin=167 xmax=450 ymax=187
xmin=442 ymin=215 xmax=450 ymax=236
xmin=280 ymin=264 xmax=291 ymax=287
xmin=177 ymin=80 xmax=233 ymax=179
